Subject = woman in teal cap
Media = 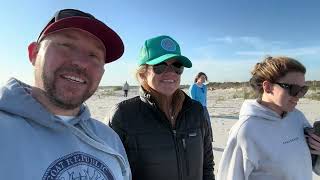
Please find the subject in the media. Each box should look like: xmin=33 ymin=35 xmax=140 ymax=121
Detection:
xmin=107 ymin=35 xmax=215 ymax=180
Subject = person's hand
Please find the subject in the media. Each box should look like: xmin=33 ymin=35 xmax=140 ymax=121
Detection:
xmin=305 ymin=128 xmax=320 ymax=155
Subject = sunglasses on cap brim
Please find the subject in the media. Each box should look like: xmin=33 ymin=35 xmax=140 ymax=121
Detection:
xmin=151 ymin=62 xmax=184 ymax=75
xmin=275 ymin=82 xmax=309 ymax=97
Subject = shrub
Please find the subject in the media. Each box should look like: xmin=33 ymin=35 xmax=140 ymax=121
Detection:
xmin=232 ymin=88 xmax=256 ymax=99
xmin=217 ymin=96 xmax=226 ymax=102
xmin=100 ymin=89 xmax=115 ymax=96
xmin=112 ymin=86 xmax=122 ymax=91
xmin=309 ymin=86 xmax=318 ymax=92
xmin=305 ymin=92 xmax=320 ymax=101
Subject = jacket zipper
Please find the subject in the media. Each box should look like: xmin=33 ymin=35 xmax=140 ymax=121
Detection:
xmin=172 ymin=129 xmax=183 ymax=180
xmin=182 ymin=138 xmax=190 ymax=176
xmin=154 ymin=103 xmax=191 ymax=180
xmin=144 ymin=91 xmax=195 ymax=179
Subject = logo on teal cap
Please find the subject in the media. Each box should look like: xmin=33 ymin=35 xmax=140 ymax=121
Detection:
xmin=161 ymin=38 xmax=176 ymax=52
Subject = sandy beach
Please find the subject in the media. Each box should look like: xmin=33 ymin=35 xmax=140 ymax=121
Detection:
xmin=86 ymin=87 xmax=320 ymax=179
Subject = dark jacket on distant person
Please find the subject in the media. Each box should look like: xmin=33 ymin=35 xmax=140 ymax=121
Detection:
xmin=108 ymin=88 xmax=215 ymax=180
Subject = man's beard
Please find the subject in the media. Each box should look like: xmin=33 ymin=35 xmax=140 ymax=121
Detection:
xmin=41 ymin=66 xmax=95 ymax=110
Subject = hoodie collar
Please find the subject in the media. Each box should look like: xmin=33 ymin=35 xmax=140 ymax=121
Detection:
xmin=240 ymin=99 xmax=291 ymax=121
xmin=0 ymin=78 xmax=90 ymax=129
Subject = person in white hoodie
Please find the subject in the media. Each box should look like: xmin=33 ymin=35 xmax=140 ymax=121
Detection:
xmin=0 ymin=9 xmax=130 ymax=179
xmin=217 ymin=56 xmax=320 ymax=180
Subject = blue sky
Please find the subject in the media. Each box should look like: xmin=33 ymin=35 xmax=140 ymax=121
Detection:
xmin=1 ymin=0 xmax=320 ymax=86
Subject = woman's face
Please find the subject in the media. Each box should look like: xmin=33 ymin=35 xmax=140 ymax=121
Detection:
xmin=263 ymin=72 xmax=307 ymax=115
xmin=197 ymin=75 xmax=206 ymax=84
xmin=145 ymin=58 xmax=182 ymax=97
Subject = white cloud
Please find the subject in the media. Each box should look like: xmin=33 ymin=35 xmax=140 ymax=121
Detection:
xmin=198 ymin=35 xmax=320 ymax=61
xmin=236 ymin=46 xmax=320 ymax=56
xmin=236 ymin=51 xmax=268 ymax=56
xmin=208 ymin=36 xmax=285 ymax=49
xmin=181 ymin=57 xmax=257 ymax=84
xmin=209 ymin=36 xmax=233 ymax=44
xmin=239 ymin=36 xmax=268 ymax=49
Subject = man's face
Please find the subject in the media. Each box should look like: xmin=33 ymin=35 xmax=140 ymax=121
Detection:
xmin=31 ymin=28 xmax=105 ymax=109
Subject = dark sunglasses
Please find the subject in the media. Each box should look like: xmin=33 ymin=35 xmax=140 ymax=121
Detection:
xmin=152 ymin=62 xmax=184 ymax=75
xmin=275 ymin=82 xmax=309 ymax=97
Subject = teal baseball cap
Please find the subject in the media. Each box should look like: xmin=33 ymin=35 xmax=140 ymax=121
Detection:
xmin=138 ymin=35 xmax=192 ymax=68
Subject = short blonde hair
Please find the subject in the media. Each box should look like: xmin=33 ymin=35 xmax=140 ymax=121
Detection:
xmin=135 ymin=65 xmax=148 ymax=85
xmin=250 ymin=56 xmax=306 ymax=97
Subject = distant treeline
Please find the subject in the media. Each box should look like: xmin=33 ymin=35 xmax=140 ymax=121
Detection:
xmin=205 ymin=81 xmax=320 ymax=90
xmin=99 ymin=81 xmax=320 ymax=91
xmin=206 ymin=82 xmax=250 ymax=89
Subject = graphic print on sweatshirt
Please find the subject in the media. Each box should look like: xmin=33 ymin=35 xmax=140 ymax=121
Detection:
xmin=42 ymin=152 xmax=115 ymax=180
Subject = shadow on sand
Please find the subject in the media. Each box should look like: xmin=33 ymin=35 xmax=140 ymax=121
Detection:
xmin=212 ymin=115 xmax=238 ymax=120
xmin=213 ymin=147 xmax=224 ymax=152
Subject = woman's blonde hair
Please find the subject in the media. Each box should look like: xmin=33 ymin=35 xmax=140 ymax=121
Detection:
xmin=135 ymin=65 xmax=148 ymax=85
xmin=250 ymin=56 xmax=306 ymax=97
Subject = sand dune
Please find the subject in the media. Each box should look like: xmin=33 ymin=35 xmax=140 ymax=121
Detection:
xmin=86 ymin=87 xmax=320 ymax=179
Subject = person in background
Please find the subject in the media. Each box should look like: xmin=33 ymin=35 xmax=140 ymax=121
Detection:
xmin=217 ymin=56 xmax=320 ymax=180
xmin=123 ymin=81 xmax=130 ymax=97
xmin=108 ymin=35 xmax=215 ymax=180
xmin=189 ymin=72 xmax=213 ymax=141
xmin=0 ymin=9 xmax=130 ymax=179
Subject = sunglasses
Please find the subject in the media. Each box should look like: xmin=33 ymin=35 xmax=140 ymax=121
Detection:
xmin=275 ymin=82 xmax=309 ymax=97
xmin=151 ymin=62 xmax=184 ymax=75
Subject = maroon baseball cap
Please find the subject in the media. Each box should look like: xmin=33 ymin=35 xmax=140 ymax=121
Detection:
xmin=37 ymin=9 xmax=124 ymax=63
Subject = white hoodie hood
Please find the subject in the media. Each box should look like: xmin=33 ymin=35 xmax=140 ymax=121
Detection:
xmin=239 ymin=99 xmax=283 ymax=121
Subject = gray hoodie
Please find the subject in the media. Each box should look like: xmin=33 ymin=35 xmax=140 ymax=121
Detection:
xmin=217 ymin=99 xmax=318 ymax=180
xmin=0 ymin=78 xmax=131 ymax=180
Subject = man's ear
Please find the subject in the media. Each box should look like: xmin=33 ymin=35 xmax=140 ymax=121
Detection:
xmin=262 ymin=80 xmax=273 ymax=94
xmin=28 ymin=42 xmax=39 ymax=65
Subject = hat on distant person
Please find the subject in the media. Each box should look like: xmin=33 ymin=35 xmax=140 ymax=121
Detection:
xmin=37 ymin=9 xmax=124 ymax=63
xmin=138 ymin=35 xmax=192 ymax=68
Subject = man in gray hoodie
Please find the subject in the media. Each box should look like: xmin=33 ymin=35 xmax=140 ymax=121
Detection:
xmin=0 ymin=9 xmax=131 ymax=180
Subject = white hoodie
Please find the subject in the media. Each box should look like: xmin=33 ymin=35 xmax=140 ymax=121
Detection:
xmin=217 ymin=99 xmax=317 ymax=180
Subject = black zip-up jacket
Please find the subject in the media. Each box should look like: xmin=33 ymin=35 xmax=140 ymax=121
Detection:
xmin=109 ymin=90 xmax=215 ymax=180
